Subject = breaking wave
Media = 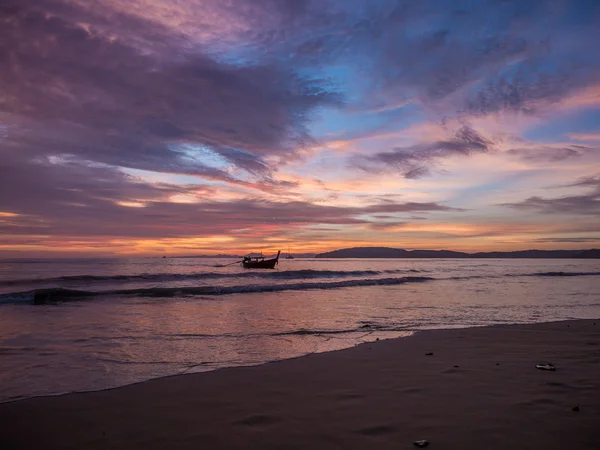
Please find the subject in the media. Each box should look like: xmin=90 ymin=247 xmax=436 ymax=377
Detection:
xmin=1 ymin=276 xmax=434 ymax=304
xmin=272 ymin=321 xmax=411 ymax=336
xmin=0 ymin=269 xmax=424 ymax=287
xmin=1 ymin=269 xmax=599 ymax=306
xmin=0 ymin=292 xmax=35 ymax=305
xmin=526 ymin=271 xmax=600 ymax=277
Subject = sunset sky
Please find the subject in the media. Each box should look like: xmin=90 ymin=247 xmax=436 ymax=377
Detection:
xmin=1 ymin=0 xmax=599 ymax=257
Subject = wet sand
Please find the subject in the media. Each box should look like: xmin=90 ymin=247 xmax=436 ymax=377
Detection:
xmin=1 ymin=319 xmax=599 ymax=449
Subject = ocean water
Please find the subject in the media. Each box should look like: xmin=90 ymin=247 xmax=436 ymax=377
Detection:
xmin=1 ymin=257 xmax=599 ymax=402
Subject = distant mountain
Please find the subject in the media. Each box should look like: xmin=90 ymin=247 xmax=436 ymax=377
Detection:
xmin=575 ymin=249 xmax=600 ymax=259
xmin=315 ymin=247 xmax=600 ymax=259
xmin=315 ymin=247 xmax=468 ymax=258
xmin=470 ymin=249 xmax=598 ymax=259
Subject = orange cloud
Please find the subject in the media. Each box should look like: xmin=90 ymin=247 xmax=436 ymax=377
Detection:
xmin=557 ymin=84 xmax=600 ymax=111
xmin=567 ymin=133 xmax=600 ymax=142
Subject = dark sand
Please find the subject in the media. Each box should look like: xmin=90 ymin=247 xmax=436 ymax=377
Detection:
xmin=1 ymin=319 xmax=599 ymax=449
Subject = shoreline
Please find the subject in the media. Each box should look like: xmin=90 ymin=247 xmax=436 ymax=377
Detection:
xmin=1 ymin=318 xmax=599 ymax=449
xmin=1 ymin=318 xmax=592 ymax=405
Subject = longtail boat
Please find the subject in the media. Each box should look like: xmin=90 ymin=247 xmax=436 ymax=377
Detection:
xmin=242 ymin=250 xmax=280 ymax=269
xmin=284 ymin=245 xmax=294 ymax=259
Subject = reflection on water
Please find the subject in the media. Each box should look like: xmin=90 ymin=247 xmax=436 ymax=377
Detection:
xmin=1 ymin=258 xmax=599 ymax=401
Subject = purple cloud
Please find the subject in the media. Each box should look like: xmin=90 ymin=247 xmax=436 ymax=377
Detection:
xmin=352 ymin=125 xmax=493 ymax=178
xmin=502 ymin=174 xmax=600 ymax=215
xmin=0 ymin=1 xmax=340 ymax=184
xmin=0 ymin=151 xmax=457 ymax=241
xmin=2 ymin=0 xmax=600 ymax=253
xmin=507 ymin=146 xmax=586 ymax=162
xmin=265 ymin=1 xmax=600 ymax=117
xmin=532 ymin=237 xmax=600 ymax=243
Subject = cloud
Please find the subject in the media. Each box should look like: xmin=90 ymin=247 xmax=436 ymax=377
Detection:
xmin=569 ymin=174 xmax=600 ymax=189
xmin=0 ymin=151 xmax=457 ymax=242
xmin=503 ymin=195 xmax=600 ymax=215
xmin=67 ymin=0 xmax=597 ymax=119
xmin=502 ymin=174 xmax=600 ymax=215
xmin=0 ymin=1 xmax=340 ymax=187
xmin=352 ymin=125 xmax=494 ymax=178
xmin=2 ymin=0 xmax=600 ymax=254
xmin=506 ymin=146 xmax=586 ymax=162
xmin=367 ymin=221 xmax=407 ymax=231
xmin=531 ymin=237 xmax=600 ymax=243
xmin=567 ymin=133 xmax=600 ymax=142
xmin=279 ymin=0 xmax=600 ymax=118
xmin=464 ymin=63 xmax=598 ymax=116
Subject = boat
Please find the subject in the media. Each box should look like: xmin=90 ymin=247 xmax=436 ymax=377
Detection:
xmin=242 ymin=250 xmax=280 ymax=269
xmin=285 ymin=245 xmax=294 ymax=259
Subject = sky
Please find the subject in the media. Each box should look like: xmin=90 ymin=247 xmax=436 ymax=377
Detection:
xmin=1 ymin=0 xmax=600 ymax=257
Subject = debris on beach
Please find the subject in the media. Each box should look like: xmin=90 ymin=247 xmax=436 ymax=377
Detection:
xmin=414 ymin=439 xmax=430 ymax=447
xmin=535 ymin=363 xmax=556 ymax=371
xmin=572 ymin=405 xmax=580 ymax=412
xmin=425 ymin=352 xmax=434 ymax=356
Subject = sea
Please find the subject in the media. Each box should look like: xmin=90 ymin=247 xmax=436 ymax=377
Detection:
xmin=1 ymin=257 xmax=599 ymax=403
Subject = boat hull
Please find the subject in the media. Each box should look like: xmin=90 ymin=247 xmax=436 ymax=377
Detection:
xmin=242 ymin=250 xmax=280 ymax=269
xmin=242 ymin=258 xmax=278 ymax=269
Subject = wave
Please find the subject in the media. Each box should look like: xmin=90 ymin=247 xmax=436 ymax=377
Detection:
xmin=0 ymin=269 xmax=424 ymax=286
xmin=1 ymin=269 xmax=599 ymax=305
xmin=0 ymin=292 xmax=35 ymax=304
xmin=0 ymin=276 xmax=434 ymax=304
xmin=527 ymin=271 xmax=600 ymax=277
xmin=4 ymin=268 xmax=598 ymax=289
xmin=447 ymin=271 xmax=600 ymax=281
xmin=273 ymin=320 xmax=414 ymax=336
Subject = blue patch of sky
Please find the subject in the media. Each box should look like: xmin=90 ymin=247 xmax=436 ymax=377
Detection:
xmin=443 ymin=168 xmax=559 ymax=210
xmin=305 ymin=61 xmax=428 ymax=138
xmin=120 ymin=167 xmax=220 ymax=187
xmin=310 ymin=100 xmax=426 ymax=145
xmin=446 ymin=179 xmax=515 ymax=208
xmin=524 ymin=109 xmax=600 ymax=142
xmin=297 ymin=63 xmax=369 ymax=104
xmin=559 ymin=0 xmax=600 ymax=27
xmin=309 ymin=107 xmax=389 ymax=139
xmin=170 ymin=143 xmax=232 ymax=171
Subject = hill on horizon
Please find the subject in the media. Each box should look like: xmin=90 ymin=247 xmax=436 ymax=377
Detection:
xmin=315 ymin=247 xmax=600 ymax=259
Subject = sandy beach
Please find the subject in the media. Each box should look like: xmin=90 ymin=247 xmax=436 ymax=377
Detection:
xmin=1 ymin=319 xmax=599 ymax=449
